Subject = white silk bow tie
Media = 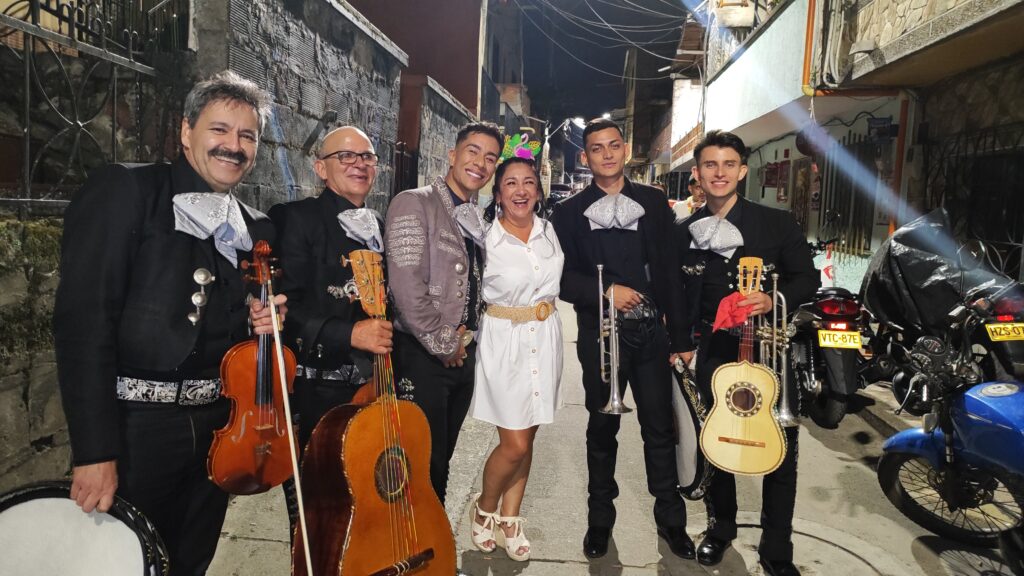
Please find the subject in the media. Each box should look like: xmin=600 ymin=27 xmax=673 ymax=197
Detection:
xmin=172 ymin=193 xmax=263 ymax=267
xmin=584 ymin=193 xmax=645 ymax=231
xmin=453 ymin=203 xmax=488 ymax=246
xmin=337 ymin=207 xmax=384 ymax=253
xmin=688 ymin=216 xmax=744 ymax=259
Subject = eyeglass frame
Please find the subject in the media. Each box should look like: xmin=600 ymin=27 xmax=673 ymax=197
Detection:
xmin=319 ymin=149 xmax=380 ymax=166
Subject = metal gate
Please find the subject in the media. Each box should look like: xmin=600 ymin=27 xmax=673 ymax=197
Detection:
xmin=817 ymin=132 xmax=883 ymax=257
xmin=926 ymin=122 xmax=1024 ymax=281
xmin=0 ymin=0 xmax=188 ymax=213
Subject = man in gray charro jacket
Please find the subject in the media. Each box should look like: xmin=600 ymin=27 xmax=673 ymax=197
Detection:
xmin=385 ymin=121 xmax=503 ymax=503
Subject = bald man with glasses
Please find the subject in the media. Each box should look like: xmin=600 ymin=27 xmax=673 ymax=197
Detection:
xmin=271 ymin=126 xmax=392 ymax=451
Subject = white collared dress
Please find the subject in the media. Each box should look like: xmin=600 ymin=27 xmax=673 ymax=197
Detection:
xmin=470 ymin=215 xmax=565 ymax=429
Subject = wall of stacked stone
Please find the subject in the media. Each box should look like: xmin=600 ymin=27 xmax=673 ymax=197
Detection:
xmin=0 ymin=0 xmax=407 ymax=491
xmin=852 ymin=0 xmax=1020 ymax=75
xmin=0 ymin=214 xmax=66 ymax=493
xmin=418 ymin=79 xmax=474 ymax=187
xmin=195 ymin=0 xmax=407 ymax=214
xmin=922 ymin=57 xmax=1024 ymax=138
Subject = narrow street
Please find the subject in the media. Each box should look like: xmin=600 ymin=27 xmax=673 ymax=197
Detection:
xmin=208 ymin=302 xmax=1013 ymax=576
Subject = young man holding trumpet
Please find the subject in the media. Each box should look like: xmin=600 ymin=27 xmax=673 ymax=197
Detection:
xmin=550 ymin=118 xmax=693 ymax=561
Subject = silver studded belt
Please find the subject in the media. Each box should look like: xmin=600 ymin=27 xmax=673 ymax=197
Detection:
xmin=115 ymin=377 xmax=222 ymax=406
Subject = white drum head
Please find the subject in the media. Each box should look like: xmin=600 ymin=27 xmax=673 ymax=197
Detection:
xmin=672 ymin=377 xmax=701 ymax=488
xmin=0 ymin=496 xmax=146 ymax=576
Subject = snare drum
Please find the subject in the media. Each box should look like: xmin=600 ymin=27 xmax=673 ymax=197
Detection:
xmin=0 ymin=481 xmax=169 ymax=576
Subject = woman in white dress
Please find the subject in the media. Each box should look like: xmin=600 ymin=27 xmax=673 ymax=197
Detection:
xmin=468 ymin=157 xmax=564 ymax=562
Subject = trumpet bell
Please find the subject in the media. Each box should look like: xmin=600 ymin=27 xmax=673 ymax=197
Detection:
xmin=599 ymin=398 xmax=633 ymax=415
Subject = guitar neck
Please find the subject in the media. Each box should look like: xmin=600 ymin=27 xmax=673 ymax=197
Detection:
xmin=738 ymin=320 xmax=755 ymax=363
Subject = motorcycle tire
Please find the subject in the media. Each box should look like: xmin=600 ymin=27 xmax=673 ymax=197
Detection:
xmin=1000 ymin=527 xmax=1024 ymax=576
xmin=806 ymin=391 xmax=847 ymax=430
xmin=877 ymin=452 xmax=1024 ymax=547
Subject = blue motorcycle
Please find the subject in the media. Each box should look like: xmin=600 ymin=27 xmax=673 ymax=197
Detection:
xmin=877 ymin=279 xmax=1024 ymax=547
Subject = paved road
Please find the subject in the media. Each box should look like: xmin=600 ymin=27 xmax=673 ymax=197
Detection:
xmin=208 ymin=302 xmax=1013 ymax=575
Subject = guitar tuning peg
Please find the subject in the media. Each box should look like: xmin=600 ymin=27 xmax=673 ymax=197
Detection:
xmin=340 ymin=255 xmax=351 ymax=267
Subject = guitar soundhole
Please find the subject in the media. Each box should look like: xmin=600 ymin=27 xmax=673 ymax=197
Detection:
xmin=726 ymin=382 xmax=763 ymax=417
xmin=374 ymin=446 xmax=410 ymax=503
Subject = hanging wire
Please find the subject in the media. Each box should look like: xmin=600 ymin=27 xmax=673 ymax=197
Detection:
xmin=532 ymin=4 xmax=684 ymax=48
xmin=590 ymin=0 xmax=688 ymax=19
xmin=581 ymin=0 xmax=685 ymax=62
xmin=514 ymin=0 xmax=677 ymax=81
xmin=535 ymin=0 xmax=687 ymax=31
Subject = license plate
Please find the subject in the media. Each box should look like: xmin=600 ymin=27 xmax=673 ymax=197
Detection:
xmin=986 ymin=323 xmax=1024 ymax=342
xmin=818 ymin=330 xmax=862 ymax=349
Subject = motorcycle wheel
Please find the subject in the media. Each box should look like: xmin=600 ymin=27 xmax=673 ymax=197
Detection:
xmin=1000 ymin=527 xmax=1024 ymax=575
xmin=877 ymin=452 xmax=1024 ymax=547
xmin=807 ymin=391 xmax=847 ymax=429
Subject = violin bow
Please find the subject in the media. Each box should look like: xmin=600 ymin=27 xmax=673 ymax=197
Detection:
xmin=265 ymin=265 xmax=316 ymax=575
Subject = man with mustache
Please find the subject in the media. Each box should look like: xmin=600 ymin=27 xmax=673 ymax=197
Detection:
xmin=269 ymin=126 xmax=391 ymax=527
xmin=53 ymin=71 xmax=283 ymax=576
xmin=385 ymin=121 xmax=502 ymax=504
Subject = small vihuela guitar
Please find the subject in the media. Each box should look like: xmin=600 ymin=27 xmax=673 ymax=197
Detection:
xmin=699 ymin=256 xmax=787 ymax=476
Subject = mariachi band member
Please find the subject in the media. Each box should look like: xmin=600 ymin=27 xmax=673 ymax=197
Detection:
xmin=53 ymin=71 xmax=284 ymax=576
xmin=270 ymin=126 xmax=391 ymax=529
xmin=385 ymin=121 xmax=503 ymax=504
xmin=550 ymin=118 xmax=694 ymax=560
xmin=676 ymin=130 xmax=818 ymax=576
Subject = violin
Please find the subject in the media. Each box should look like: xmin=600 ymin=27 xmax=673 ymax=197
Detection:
xmin=208 ymin=241 xmax=297 ymax=494
xmin=206 ymin=240 xmax=316 ymax=572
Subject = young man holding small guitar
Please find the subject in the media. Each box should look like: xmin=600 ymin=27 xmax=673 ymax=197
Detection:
xmin=675 ymin=130 xmax=819 ymax=576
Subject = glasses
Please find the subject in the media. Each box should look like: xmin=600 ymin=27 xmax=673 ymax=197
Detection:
xmin=320 ymin=150 xmax=379 ymax=166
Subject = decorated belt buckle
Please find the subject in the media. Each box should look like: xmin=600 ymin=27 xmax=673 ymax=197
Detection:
xmin=535 ymin=301 xmax=552 ymax=321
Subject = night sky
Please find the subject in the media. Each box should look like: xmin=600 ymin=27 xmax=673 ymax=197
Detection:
xmin=518 ymin=0 xmax=688 ymax=122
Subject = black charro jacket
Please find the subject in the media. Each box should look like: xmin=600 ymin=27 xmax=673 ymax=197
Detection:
xmin=53 ymin=157 xmax=274 ymax=465
xmin=269 ymin=189 xmax=376 ymax=369
xmin=674 ymin=196 xmax=820 ymax=352
xmin=550 ymin=178 xmax=687 ymax=352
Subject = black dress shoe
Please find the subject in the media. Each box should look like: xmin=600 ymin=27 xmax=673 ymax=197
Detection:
xmin=696 ymin=535 xmax=731 ymax=566
xmin=656 ymin=525 xmax=696 ymax=560
xmin=583 ymin=526 xmax=611 ymax=559
xmin=759 ymin=558 xmax=801 ymax=576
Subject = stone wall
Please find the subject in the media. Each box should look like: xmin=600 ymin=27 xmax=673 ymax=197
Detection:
xmin=922 ymin=57 xmax=1024 ymax=137
xmin=195 ymin=0 xmax=407 ymax=213
xmin=0 ymin=0 xmax=407 ymax=491
xmin=0 ymin=214 xmax=65 ymax=493
xmin=417 ymin=78 xmax=474 ymax=188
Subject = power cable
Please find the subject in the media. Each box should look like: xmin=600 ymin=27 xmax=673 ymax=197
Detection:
xmin=514 ymin=0 xmax=676 ymax=81
xmin=581 ymin=0 xmax=684 ymax=62
xmin=590 ymin=0 xmax=688 ymax=19
xmin=531 ymin=2 xmax=683 ymax=48
xmin=536 ymin=0 xmax=687 ymax=31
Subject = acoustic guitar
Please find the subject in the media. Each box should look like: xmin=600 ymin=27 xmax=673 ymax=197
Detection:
xmin=293 ymin=249 xmax=455 ymax=576
xmin=699 ymin=256 xmax=787 ymax=476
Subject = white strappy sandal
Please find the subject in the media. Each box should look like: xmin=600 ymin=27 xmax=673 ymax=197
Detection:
xmin=470 ymin=493 xmax=497 ymax=553
xmin=499 ymin=515 xmax=531 ymax=562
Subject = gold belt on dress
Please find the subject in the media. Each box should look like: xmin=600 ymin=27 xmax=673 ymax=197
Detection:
xmin=485 ymin=300 xmax=555 ymax=323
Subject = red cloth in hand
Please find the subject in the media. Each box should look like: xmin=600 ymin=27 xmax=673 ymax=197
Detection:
xmin=713 ymin=292 xmax=753 ymax=332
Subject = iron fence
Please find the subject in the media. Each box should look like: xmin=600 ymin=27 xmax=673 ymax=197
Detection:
xmin=0 ymin=0 xmax=188 ymax=213
xmin=926 ymin=122 xmax=1024 ymax=281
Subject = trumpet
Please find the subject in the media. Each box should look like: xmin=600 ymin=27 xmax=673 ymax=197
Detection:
xmin=597 ymin=265 xmax=633 ymax=415
xmin=756 ymin=271 xmax=799 ymax=427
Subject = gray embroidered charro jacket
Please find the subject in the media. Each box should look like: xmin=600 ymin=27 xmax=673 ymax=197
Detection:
xmin=385 ymin=177 xmax=483 ymax=363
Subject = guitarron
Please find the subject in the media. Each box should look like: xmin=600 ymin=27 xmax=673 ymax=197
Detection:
xmin=699 ymin=256 xmax=787 ymax=476
xmin=293 ymin=249 xmax=455 ymax=576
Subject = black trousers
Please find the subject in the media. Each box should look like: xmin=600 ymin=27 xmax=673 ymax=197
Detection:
xmin=696 ymin=328 xmax=800 ymax=563
xmin=116 ymin=399 xmax=231 ymax=576
xmin=393 ymin=331 xmax=476 ymax=504
xmin=577 ymin=322 xmax=686 ymax=529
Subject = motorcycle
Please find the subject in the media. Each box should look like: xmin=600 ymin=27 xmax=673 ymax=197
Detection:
xmin=876 ymin=276 xmax=1024 ymax=548
xmin=859 ymin=209 xmax=1024 ymax=415
xmin=790 ymin=237 xmax=869 ymax=428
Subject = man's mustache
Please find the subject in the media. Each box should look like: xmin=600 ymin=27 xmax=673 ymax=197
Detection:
xmin=209 ymin=147 xmax=248 ymax=165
